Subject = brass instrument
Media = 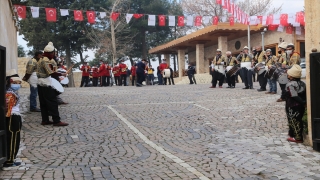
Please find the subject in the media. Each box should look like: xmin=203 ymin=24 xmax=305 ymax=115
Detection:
xmin=121 ymin=68 xmax=126 ymax=72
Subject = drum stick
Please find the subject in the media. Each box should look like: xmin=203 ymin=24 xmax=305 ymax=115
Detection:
xmin=66 ymin=64 xmax=75 ymax=74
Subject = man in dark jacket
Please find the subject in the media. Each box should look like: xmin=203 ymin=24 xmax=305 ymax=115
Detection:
xmin=187 ymin=63 xmax=196 ymax=85
xmin=136 ymin=59 xmax=147 ymax=87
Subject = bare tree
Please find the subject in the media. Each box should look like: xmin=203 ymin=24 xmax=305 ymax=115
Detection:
xmin=237 ymin=0 xmax=282 ymax=16
xmin=86 ymin=0 xmax=136 ymax=64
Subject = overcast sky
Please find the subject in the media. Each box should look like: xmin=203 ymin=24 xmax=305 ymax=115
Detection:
xmin=18 ymin=0 xmax=304 ymax=68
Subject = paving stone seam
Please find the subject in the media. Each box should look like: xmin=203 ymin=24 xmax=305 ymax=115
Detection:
xmin=107 ymin=105 xmax=210 ymax=180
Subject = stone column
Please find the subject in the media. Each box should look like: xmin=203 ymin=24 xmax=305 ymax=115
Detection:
xmin=178 ymin=49 xmax=185 ymax=80
xmin=305 ymin=0 xmax=320 ymax=146
xmin=196 ymin=44 xmax=204 ymax=74
xmin=218 ymin=36 xmax=228 ymax=55
xmin=163 ymin=54 xmax=171 ymax=67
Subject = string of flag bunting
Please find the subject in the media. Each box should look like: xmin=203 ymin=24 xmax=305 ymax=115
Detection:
xmin=13 ymin=1 xmax=305 ymax=35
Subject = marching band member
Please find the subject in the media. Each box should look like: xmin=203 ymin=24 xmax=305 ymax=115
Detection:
xmin=264 ymin=49 xmax=278 ymax=94
xmin=238 ymin=46 xmax=254 ymax=89
xmin=112 ymin=63 xmax=120 ymax=86
xmin=2 ymin=69 xmax=22 ymax=170
xmin=277 ymin=42 xmax=288 ymax=102
xmin=159 ymin=59 xmax=169 ymax=85
xmin=80 ymin=61 xmax=91 ymax=87
xmin=36 ymin=42 xmax=68 ymax=126
xmin=92 ymin=66 xmax=99 ymax=87
xmin=136 ymin=59 xmax=147 ymax=87
xmin=119 ymin=59 xmax=128 ymax=86
xmin=255 ymin=46 xmax=267 ymax=92
xmin=283 ymin=43 xmax=301 ymax=68
xmin=210 ymin=49 xmax=226 ymax=88
xmin=22 ymin=51 xmax=42 ymax=112
xmin=105 ymin=62 xmax=112 ymax=86
xmin=130 ymin=62 xmax=137 ymax=86
xmin=285 ymin=64 xmax=306 ymax=143
xmin=225 ymin=51 xmax=238 ymax=88
xmin=98 ymin=60 xmax=107 ymax=87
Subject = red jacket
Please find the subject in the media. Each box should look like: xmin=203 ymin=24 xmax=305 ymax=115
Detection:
xmin=119 ymin=63 xmax=127 ymax=75
xmin=159 ymin=63 xmax=168 ymax=72
xmin=131 ymin=66 xmax=136 ymax=76
xmin=92 ymin=68 xmax=99 ymax=78
xmin=81 ymin=65 xmax=91 ymax=76
xmin=99 ymin=64 xmax=111 ymax=76
xmin=113 ymin=66 xmax=120 ymax=77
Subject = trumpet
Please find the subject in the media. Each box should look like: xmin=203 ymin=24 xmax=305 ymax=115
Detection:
xmin=121 ymin=68 xmax=126 ymax=72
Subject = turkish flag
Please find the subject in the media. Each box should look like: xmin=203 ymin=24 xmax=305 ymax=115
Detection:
xmin=14 ymin=5 xmax=26 ymax=19
xmin=133 ymin=14 xmax=144 ymax=19
xmin=257 ymin=16 xmax=263 ymax=24
xmin=111 ymin=12 xmax=120 ymax=21
xmin=86 ymin=11 xmax=95 ymax=24
xmin=227 ymin=0 xmax=231 ymax=13
xmin=266 ymin=15 xmax=273 ymax=25
xmin=268 ymin=24 xmax=278 ymax=31
xmin=296 ymin=12 xmax=305 ymax=26
xmin=45 ymin=8 xmax=57 ymax=22
xmin=229 ymin=16 xmax=234 ymax=26
xmin=231 ymin=3 xmax=235 ymax=15
xmin=178 ymin=16 xmax=184 ymax=26
xmin=286 ymin=25 xmax=293 ymax=34
xmin=280 ymin=14 xmax=288 ymax=26
xmin=223 ymin=0 xmax=227 ymax=9
xmin=216 ymin=0 xmax=222 ymax=4
xmin=74 ymin=10 xmax=83 ymax=21
xmin=244 ymin=14 xmax=248 ymax=25
xmin=195 ymin=16 xmax=202 ymax=26
xmin=158 ymin=15 xmax=166 ymax=26
xmin=213 ymin=16 xmax=219 ymax=25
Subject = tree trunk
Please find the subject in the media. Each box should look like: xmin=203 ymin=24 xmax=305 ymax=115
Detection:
xmin=79 ymin=48 xmax=84 ymax=64
xmin=66 ymin=44 xmax=75 ymax=87
xmin=129 ymin=57 xmax=134 ymax=66
xmin=111 ymin=19 xmax=117 ymax=64
xmin=141 ymin=29 xmax=147 ymax=60
xmin=157 ymin=54 xmax=161 ymax=65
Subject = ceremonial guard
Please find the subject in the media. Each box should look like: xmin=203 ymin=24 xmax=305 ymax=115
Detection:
xmin=210 ymin=49 xmax=226 ymax=88
xmin=159 ymin=59 xmax=169 ymax=85
xmin=136 ymin=59 xmax=147 ymax=87
xmin=113 ymin=63 xmax=120 ymax=86
xmin=92 ymin=66 xmax=99 ymax=87
xmin=255 ymin=46 xmax=267 ymax=92
xmin=131 ymin=62 xmax=136 ymax=86
xmin=285 ymin=64 xmax=306 ymax=143
xmin=22 ymin=51 xmax=42 ymax=112
xmin=264 ymin=49 xmax=278 ymax=94
xmin=277 ymin=42 xmax=288 ymax=102
xmin=36 ymin=42 xmax=68 ymax=126
xmin=225 ymin=51 xmax=238 ymax=88
xmin=2 ymin=70 xmax=22 ymax=170
xmin=238 ymin=46 xmax=254 ymax=89
xmin=119 ymin=59 xmax=128 ymax=86
xmin=80 ymin=62 xmax=91 ymax=87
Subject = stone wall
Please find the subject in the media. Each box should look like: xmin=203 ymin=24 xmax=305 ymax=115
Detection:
xmin=0 ymin=0 xmax=18 ymax=71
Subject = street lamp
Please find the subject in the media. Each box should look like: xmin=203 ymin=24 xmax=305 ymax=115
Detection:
xmin=261 ymin=28 xmax=267 ymax=51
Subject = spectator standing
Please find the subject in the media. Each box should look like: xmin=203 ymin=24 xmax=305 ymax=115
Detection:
xmin=157 ymin=66 xmax=163 ymax=85
xmin=147 ymin=65 xmax=155 ymax=85
xmin=187 ymin=63 xmax=196 ymax=85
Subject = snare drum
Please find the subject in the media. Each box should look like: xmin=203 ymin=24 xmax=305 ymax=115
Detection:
xmin=163 ymin=69 xmax=171 ymax=78
xmin=50 ymin=77 xmax=64 ymax=94
xmin=215 ymin=65 xmax=225 ymax=74
xmin=254 ymin=63 xmax=266 ymax=75
xmin=241 ymin=62 xmax=252 ymax=70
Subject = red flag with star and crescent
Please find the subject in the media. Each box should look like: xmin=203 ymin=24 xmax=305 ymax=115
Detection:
xmin=286 ymin=25 xmax=293 ymax=34
xmin=111 ymin=12 xmax=120 ymax=21
xmin=216 ymin=0 xmax=222 ymax=4
xmin=133 ymin=14 xmax=144 ymax=19
xmin=45 ymin=8 xmax=57 ymax=22
xmin=227 ymin=0 xmax=231 ymax=13
xmin=268 ymin=24 xmax=278 ymax=31
xmin=195 ymin=16 xmax=202 ymax=26
xmin=223 ymin=0 xmax=227 ymax=9
xmin=257 ymin=16 xmax=263 ymax=24
xmin=158 ymin=15 xmax=166 ymax=26
xmin=213 ymin=16 xmax=219 ymax=25
xmin=280 ymin=14 xmax=288 ymax=26
xmin=86 ymin=11 xmax=96 ymax=24
xmin=74 ymin=10 xmax=83 ymax=21
xmin=178 ymin=16 xmax=184 ymax=26
xmin=266 ymin=15 xmax=273 ymax=25
xmin=14 ymin=5 xmax=26 ymax=19
xmin=229 ymin=16 xmax=234 ymax=26
xmin=296 ymin=12 xmax=305 ymax=26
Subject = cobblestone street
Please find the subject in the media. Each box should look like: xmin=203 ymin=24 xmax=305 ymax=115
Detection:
xmin=1 ymin=83 xmax=320 ymax=180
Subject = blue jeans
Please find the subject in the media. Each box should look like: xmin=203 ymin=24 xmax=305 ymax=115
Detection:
xmin=30 ymin=86 xmax=38 ymax=110
xmin=158 ymin=74 xmax=163 ymax=85
xmin=267 ymin=79 xmax=277 ymax=93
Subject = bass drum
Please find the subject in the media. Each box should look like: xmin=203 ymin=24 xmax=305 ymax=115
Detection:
xmin=60 ymin=76 xmax=69 ymax=85
xmin=254 ymin=62 xmax=266 ymax=75
xmin=163 ymin=69 xmax=171 ymax=78
xmin=278 ymin=73 xmax=289 ymax=84
xmin=50 ymin=77 xmax=64 ymax=94
xmin=265 ymin=66 xmax=278 ymax=79
xmin=226 ymin=66 xmax=240 ymax=76
xmin=215 ymin=65 xmax=225 ymax=74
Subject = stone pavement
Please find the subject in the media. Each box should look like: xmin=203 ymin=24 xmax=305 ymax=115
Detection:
xmin=1 ymin=82 xmax=320 ymax=180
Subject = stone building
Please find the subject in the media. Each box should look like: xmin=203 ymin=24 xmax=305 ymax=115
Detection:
xmin=149 ymin=23 xmax=305 ymax=82
xmin=0 ymin=0 xmax=19 ymax=70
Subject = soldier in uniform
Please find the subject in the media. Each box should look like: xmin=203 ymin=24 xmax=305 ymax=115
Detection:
xmin=22 ymin=51 xmax=42 ymax=112
xmin=210 ymin=49 xmax=226 ymax=88
xmin=277 ymin=42 xmax=288 ymax=102
xmin=36 ymin=42 xmax=68 ymax=126
xmin=255 ymin=46 xmax=267 ymax=92
xmin=264 ymin=49 xmax=278 ymax=94
xmin=225 ymin=51 xmax=238 ymax=88
xmin=237 ymin=46 xmax=254 ymax=89
xmin=119 ymin=59 xmax=128 ymax=86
